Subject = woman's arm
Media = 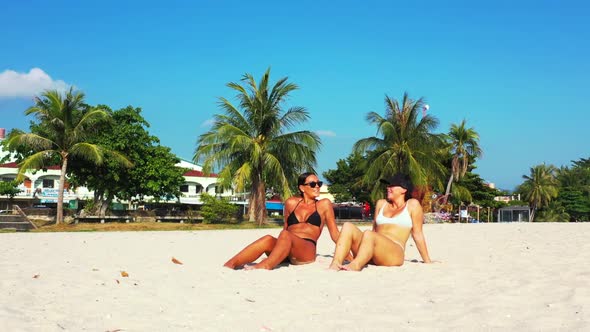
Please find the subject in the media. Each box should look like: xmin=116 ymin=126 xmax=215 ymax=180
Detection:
xmin=321 ymin=199 xmax=354 ymax=261
xmin=408 ymin=199 xmax=432 ymax=263
xmin=319 ymin=199 xmax=340 ymax=243
xmin=372 ymin=200 xmax=385 ymax=231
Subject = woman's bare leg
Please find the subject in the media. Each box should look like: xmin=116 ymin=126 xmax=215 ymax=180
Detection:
xmin=249 ymin=230 xmax=316 ymax=270
xmin=223 ymin=235 xmax=277 ymax=269
xmin=329 ymin=222 xmax=363 ymax=270
xmin=342 ymin=230 xmax=404 ymax=271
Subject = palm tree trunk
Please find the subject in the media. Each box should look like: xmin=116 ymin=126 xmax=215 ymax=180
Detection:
xmin=444 ymin=174 xmax=454 ymax=198
xmin=248 ymin=193 xmax=256 ymax=222
xmin=98 ymin=196 xmax=111 ymax=217
xmin=255 ymin=182 xmax=267 ymax=226
xmin=56 ymin=155 xmax=68 ymax=224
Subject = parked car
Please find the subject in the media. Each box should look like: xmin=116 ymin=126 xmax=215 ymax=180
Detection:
xmin=333 ymin=204 xmax=364 ymax=220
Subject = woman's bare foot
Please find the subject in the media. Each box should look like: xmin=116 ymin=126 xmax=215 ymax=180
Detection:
xmin=328 ymin=262 xmax=342 ymax=271
xmin=223 ymin=262 xmax=237 ymax=269
xmin=244 ymin=261 xmax=273 ymax=270
xmin=340 ymin=262 xmax=362 ymax=271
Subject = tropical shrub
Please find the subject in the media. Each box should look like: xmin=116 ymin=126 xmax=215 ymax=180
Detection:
xmin=199 ymin=193 xmax=239 ymax=224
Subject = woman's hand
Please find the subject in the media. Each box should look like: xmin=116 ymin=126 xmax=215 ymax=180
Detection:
xmin=411 ymin=259 xmax=441 ymax=263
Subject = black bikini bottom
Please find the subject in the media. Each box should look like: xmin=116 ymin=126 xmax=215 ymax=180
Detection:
xmin=280 ymin=237 xmax=317 ymax=264
xmin=302 ymin=238 xmax=317 ymax=246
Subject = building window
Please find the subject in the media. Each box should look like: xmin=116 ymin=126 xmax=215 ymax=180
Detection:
xmin=42 ymin=179 xmax=54 ymax=188
xmin=195 ymin=185 xmax=203 ymax=194
xmin=180 ymin=184 xmax=189 ymax=193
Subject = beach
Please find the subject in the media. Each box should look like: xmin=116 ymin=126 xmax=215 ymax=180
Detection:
xmin=1 ymin=223 xmax=588 ymax=331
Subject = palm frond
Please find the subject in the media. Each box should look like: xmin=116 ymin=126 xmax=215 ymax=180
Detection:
xmin=69 ymin=143 xmax=106 ymax=165
xmin=7 ymin=132 xmax=56 ymax=151
xmin=16 ymin=151 xmax=58 ymax=181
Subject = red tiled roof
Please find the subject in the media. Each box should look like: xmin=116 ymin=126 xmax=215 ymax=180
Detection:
xmin=183 ymin=170 xmax=218 ymax=177
xmin=0 ymin=162 xmax=19 ymax=168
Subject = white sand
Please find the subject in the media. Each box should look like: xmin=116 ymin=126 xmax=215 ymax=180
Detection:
xmin=1 ymin=223 xmax=589 ymax=332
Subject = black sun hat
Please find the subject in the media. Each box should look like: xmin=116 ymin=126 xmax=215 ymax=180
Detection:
xmin=379 ymin=173 xmax=413 ymax=190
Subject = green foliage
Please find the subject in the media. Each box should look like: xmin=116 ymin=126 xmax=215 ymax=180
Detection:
xmin=4 ymin=88 xmax=118 ymax=224
xmin=507 ymin=200 xmax=527 ymax=207
xmin=556 ymin=188 xmax=589 ymax=221
xmin=353 ymin=93 xmax=447 ymax=201
xmin=555 ymin=157 xmax=590 ymax=221
xmin=517 ymin=163 xmax=559 ymax=221
xmin=194 ymin=68 xmax=320 ymax=225
xmin=0 ymin=180 xmax=22 ymax=198
xmin=448 ymin=184 xmax=473 ymax=204
xmin=323 ymin=152 xmax=371 ymax=204
xmin=81 ymin=198 xmax=97 ymax=215
xmin=199 ymin=193 xmax=239 ymax=224
xmin=535 ymin=201 xmax=570 ymax=222
xmin=455 ymin=172 xmax=504 ymax=208
xmin=68 ymin=106 xmax=185 ymax=208
xmin=444 ymin=119 xmax=483 ymax=196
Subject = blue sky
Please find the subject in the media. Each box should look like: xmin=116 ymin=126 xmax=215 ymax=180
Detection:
xmin=1 ymin=0 xmax=589 ymax=191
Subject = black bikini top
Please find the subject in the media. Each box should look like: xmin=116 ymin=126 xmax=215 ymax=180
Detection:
xmin=287 ymin=199 xmax=321 ymax=228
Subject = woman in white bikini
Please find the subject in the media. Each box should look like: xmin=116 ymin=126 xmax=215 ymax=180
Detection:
xmin=329 ymin=173 xmax=433 ymax=271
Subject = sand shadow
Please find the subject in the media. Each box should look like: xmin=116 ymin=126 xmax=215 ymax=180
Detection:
xmin=317 ymin=254 xmax=334 ymax=258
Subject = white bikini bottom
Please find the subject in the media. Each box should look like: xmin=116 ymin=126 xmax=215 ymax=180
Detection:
xmin=390 ymin=238 xmax=405 ymax=252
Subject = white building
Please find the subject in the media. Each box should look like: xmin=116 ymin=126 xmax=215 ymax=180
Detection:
xmin=0 ymin=128 xmax=235 ymax=208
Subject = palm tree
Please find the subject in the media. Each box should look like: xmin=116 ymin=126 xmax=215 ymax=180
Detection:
xmin=6 ymin=88 xmax=129 ymax=224
xmin=519 ymin=163 xmax=559 ymax=222
xmin=353 ymin=93 xmax=446 ymax=199
xmin=444 ymin=119 xmax=483 ymax=198
xmin=194 ymin=68 xmax=320 ymax=225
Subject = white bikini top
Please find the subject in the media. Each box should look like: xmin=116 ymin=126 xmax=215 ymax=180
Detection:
xmin=375 ymin=203 xmax=413 ymax=228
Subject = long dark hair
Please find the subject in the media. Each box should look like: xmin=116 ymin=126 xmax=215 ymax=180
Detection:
xmin=297 ymin=172 xmax=315 ymax=196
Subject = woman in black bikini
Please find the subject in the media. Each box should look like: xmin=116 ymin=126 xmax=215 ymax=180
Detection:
xmin=223 ymin=172 xmax=342 ymax=270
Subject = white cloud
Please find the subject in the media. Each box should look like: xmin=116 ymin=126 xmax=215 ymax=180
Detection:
xmin=316 ymin=130 xmax=336 ymax=137
xmin=0 ymin=68 xmax=69 ymax=98
xmin=201 ymin=118 xmax=215 ymax=127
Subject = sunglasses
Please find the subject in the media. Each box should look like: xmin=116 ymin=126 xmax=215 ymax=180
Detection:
xmin=303 ymin=181 xmax=323 ymax=188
